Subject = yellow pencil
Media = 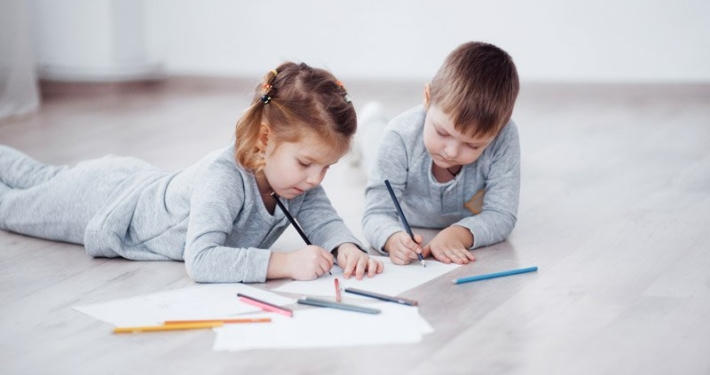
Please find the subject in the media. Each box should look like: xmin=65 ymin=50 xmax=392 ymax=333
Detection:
xmin=113 ymin=321 xmax=223 ymax=334
xmin=164 ymin=317 xmax=272 ymax=325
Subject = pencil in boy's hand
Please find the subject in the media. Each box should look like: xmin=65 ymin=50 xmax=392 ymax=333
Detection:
xmin=273 ymin=193 xmax=333 ymax=275
xmin=384 ymin=179 xmax=426 ymax=267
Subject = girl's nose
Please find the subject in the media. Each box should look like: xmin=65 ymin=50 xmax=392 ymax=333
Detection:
xmin=306 ymin=168 xmax=325 ymax=186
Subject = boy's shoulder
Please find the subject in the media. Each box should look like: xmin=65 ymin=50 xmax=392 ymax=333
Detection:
xmin=386 ymin=105 xmax=426 ymax=139
xmin=495 ymin=119 xmax=520 ymax=146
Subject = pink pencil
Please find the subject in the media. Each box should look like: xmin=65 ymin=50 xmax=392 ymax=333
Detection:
xmin=236 ymin=293 xmax=293 ymax=318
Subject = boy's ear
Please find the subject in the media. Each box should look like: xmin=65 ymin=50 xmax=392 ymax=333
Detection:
xmin=423 ymin=83 xmax=431 ymax=108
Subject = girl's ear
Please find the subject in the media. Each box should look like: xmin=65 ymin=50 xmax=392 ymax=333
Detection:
xmin=423 ymin=83 xmax=431 ymax=108
xmin=258 ymin=123 xmax=271 ymax=151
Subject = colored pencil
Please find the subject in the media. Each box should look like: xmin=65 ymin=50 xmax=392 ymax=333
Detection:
xmin=164 ymin=318 xmax=271 ymax=325
xmin=237 ymin=293 xmax=294 ymax=317
xmin=273 ymin=192 xmax=332 ymax=275
xmin=452 ymin=266 xmax=538 ymax=285
xmin=384 ymin=180 xmax=426 ymax=267
xmin=113 ymin=322 xmax=222 ymax=334
xmin=344 ymin=287 xmax=418 ymax=306
xmin=297 ymin=296 xmax=381 ymax=314
xmin=334 ymin=278 xmax=342 ymax=302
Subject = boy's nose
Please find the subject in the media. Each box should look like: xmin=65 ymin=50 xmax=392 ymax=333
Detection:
xmin=444 ymin=143 xmax=459 ymax=159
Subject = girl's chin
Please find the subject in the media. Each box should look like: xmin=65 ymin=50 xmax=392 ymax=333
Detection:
xmin=275 ymin=188 xmax=306 ymax=199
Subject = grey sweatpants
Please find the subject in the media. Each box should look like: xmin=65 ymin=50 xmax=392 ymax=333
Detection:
xmin=0 ymin=145 xmax=142 ymax=244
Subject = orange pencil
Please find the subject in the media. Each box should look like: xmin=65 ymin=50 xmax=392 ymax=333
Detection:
xmin=164 ymin=318 xmax=272 ymax=325
xmin=113 ymin=321 xmax=223 ymax=334
xmin=334 ymin=278 xmax=342 ymax=302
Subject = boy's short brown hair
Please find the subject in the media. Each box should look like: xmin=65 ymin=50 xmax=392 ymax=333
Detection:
xmin=429 ymin=41 xmax=519 ymax=138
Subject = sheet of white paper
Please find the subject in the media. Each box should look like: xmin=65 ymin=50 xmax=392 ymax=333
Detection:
xmin=74 ymin=284 xmax=294 ymax=326
xmin=213 ymin=302 xmax=433 ymax=351
xmin=274 ymin=255 xmax=460 ymax=298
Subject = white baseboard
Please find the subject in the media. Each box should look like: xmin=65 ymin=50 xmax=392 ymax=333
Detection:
xmin=37 ymin=63 xmax=165 ymax=82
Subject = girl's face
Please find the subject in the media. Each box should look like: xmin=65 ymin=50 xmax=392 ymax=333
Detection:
xmin=422 ymin=104 xmax=495 ymax=169
xmin=261 ymin=131 xmax=345 ymax=199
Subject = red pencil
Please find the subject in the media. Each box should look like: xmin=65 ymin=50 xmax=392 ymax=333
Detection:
xmin=334 ymin=278 xmax=342 ymax=302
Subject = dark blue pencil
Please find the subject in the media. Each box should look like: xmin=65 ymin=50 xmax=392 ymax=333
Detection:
xmin=384 ymin=179 xmax=426 ymax=267
xmin=452 ymin=266 xmax=538 ymax=285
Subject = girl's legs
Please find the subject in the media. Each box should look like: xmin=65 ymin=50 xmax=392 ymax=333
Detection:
xmin=0 ymin=145 xmax=68 ymax=189
xmin=0 ymin=146 xmax=114 ymax=244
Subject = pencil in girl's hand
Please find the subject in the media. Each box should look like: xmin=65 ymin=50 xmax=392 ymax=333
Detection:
xmin=384 ymin=180 xmax=426 ymax=267
xmin=273 ymin=193 xmax=311 ymax=245
xmin=272 ymin=192 xmax=333 ymax=275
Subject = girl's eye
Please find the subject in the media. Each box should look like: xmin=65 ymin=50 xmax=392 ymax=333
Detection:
xmin=298 ymin=160 xmax=310 ymax=167
xmin=467 ymin=144 xmax=480 ymax=150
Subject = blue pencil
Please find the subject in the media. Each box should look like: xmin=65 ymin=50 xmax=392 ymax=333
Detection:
xmin=384 ymin=179 xmax=426 ymax=267
xmin=452 ymin=266 xmax=538 ymax=285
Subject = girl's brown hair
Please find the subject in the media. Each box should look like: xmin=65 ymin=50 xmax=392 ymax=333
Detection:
xmin=429 ymin=41 xmax=519 ymax=138
xmin=235 ymin=62 xmax=356 ymax=171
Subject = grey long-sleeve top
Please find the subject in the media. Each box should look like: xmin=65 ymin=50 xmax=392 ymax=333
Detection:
xmin=84 ymin=145 xmax=362 ymax=283
xmin=362 ymin=106 xmax=520 ymax=253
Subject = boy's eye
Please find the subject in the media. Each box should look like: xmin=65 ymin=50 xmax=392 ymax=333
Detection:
xmin=298 ymin=160 xmax=310 ymax=167
xmin=436 ymin=130 xmax=447 ymax=137
xmin=467 ymin=144 xmax=480 ymax=150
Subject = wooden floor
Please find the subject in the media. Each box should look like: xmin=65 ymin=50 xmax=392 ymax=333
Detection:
xmin=1 ymin=78 xmax=709 ymax=375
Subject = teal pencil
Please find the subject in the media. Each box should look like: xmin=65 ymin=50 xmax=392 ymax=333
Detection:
xmin=452 ymin=266 xmax=538 ymax=285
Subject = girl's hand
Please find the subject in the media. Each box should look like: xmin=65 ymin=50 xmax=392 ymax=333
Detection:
xmin=384 ymin=231 xmax=424 ymax=265
xmin=268 ymin=245 xmax=334 ymax=280
xmin=336 ymin=243 xmax=384 ymax=279
xmin=423 ymin=226 xmax=476 ymax=265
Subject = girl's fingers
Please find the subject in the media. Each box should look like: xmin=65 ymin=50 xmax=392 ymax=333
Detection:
xmin=342 ymin=255 xmax=357 ymax=278
xmin=354 ymin=257 xmax=367 ymax=279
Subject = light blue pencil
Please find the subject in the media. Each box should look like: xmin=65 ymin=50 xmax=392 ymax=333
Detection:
xmin=452 ymin=266 xmax=538 ymax=285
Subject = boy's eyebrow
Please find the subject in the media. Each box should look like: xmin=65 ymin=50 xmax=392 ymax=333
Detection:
xmin=434 ymin=122 xmax=492 ymax=145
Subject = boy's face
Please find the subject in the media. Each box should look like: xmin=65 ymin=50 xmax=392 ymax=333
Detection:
xmin=422 ymin=104 xmax=495 ymax=169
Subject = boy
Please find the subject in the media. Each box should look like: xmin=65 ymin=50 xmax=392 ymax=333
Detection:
xmin=361 ymin=41 xmax=520 ymax=265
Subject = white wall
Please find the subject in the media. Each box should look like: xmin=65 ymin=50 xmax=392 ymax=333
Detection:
xmin=29 ymin=0 xmax=162 ymax=81
xmin=30 ymin=0 xmax=710 ymax=83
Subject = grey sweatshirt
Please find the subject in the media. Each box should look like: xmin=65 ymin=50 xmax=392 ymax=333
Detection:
xmin=362 ymin=106 xmax=520 ymax=253
xmin=0 ymin=145 xmax=361 ymax=283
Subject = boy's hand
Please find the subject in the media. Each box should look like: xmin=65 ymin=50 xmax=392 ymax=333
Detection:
xmin=268 ymin=245 xmax=334 ymax=280
xmin=384 ymin=231 xmax=424 ymax=265
xmin=335 ymin=243 xmax=384 ymax=279
xmin=423 ymin=226 xmax=476 ymax=265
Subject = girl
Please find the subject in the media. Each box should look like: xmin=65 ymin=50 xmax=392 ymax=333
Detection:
xmin=0 ymin=62 xmax=384 ymax=283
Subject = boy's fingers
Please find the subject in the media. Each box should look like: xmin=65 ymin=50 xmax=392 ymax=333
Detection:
xmin=393 ymin=249 xmax=412 ymax=264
